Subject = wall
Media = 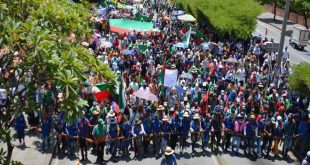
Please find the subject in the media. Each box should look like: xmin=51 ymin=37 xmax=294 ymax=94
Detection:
xmin=265 ymin=5 xmax=310 ymax=28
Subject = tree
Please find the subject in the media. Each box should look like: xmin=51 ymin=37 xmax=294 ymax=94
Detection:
xmin=0 ymin=0 xmax=115 ymax=164
xmin=176 ymin=0 xmax=263 ymax=40
xmin=288 ymin=63 xmax=310 ymax=97
xmin=291 ymin=0 xmax=310 ymax=29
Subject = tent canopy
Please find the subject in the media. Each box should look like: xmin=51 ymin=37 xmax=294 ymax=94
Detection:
xmin=109 ymin=19 xmax=154 ymax=34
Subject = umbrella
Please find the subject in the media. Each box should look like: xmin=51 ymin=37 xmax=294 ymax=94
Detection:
xmin=100 ymin=40 xmax=113 ymax=48
xmin=134 ymin=88 xmax=159 ymax=102
xmin=227 ymin=57 xmax=238 ymax=64
xmin=85 ymin=86 xmax=101 ymax=94
xmin=199 ymin=42 xmax=210 ymax=50
xmin=122 ymin=49 xmax=134 ymax=55
xmin=163 ymin=16 xmax=171 ymax=21
xmin=172 ymin=10 xmax=184 ymax=16
xmin=166 ymin=84 xmax=184 ymax=95
xmin=174 ymin=42 xmax=188 ymax=48
xmin=179 ymin=73 xmax=193 ymax=80
xmin=177 ymin=14 xmax=196 ymax=22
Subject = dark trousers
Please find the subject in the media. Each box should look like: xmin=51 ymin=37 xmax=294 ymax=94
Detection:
xmin=96 ymin=142 xmax=105 ymax=162
xmin=109 ymin=140 xmax=118 ymax=157
xmin=223 ymin=132 xmax=232 ymax=151
xmin=169 ymin=134 xmax=178 ymax=150
xmin=211 ymin=131 xmax=221 ymax=150
xmin=262 ymin=136 xmax=273 ymax=156
xmin=17 ymin=130 xmax=25 ymax=143
xmin=79 ymin=138 xmax=87 ymax=159
xmin=143 ymin=136 xmax=150 ymax=155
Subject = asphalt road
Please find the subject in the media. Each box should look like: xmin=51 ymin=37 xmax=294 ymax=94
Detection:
xmin=52 ymin=141 xmax=299 ymax=165
xmin=255 ymin=14 xmax=310 ymax=65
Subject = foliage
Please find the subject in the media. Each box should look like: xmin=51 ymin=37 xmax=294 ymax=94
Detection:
xmin=288 ymin=63 xmax=310 ymax=97
xmin=0 ymin=0 xmax=115 ymax=163
xmin=176 ymin=0 xmax=263 ymax=39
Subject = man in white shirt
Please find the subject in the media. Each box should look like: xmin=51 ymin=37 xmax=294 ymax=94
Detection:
xmin=236 ymin=67 xmax=245 ymax=86
xmin=282 ymin=46 xmax=289 ymax=64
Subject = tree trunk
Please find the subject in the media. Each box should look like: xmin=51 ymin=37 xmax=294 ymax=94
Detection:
xmin=273 ymin=2 xmax=277 ymax=21
xmin=304 ymin=14 xmax=309 ymax=29
xmin=4 ymin=141 xmax=14 ymax=165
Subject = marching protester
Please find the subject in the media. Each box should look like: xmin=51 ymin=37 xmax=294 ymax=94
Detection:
xmin=12 ymin=0 xmax=310 ymax=163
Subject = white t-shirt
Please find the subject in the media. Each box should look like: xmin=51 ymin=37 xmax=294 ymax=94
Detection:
xmin=283 ymin=49 xmax=289 ymax=59
xmin=236 ymin=68 xmax=245 ymax=81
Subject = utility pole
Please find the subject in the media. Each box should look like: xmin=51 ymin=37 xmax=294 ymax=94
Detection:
xmin=275 ymin=0 xmax=290 ymax=86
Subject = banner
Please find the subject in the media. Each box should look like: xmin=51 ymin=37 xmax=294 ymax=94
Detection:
xmin=164 ymin=69 xmax=178 ymax=87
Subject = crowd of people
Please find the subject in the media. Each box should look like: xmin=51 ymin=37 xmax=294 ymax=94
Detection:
xmin=13 ymin=0 xmax=310 ymax=164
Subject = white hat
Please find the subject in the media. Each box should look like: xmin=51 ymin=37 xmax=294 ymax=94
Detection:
xmin=193 ymin=113 xmax=200 ymax=119
xmin=307 ymin=151 xmax=310 ymax=157
xmin=165 ymin=146 xmax=174 ymax=155
xmin=184 ymin=97 xmax=188 ymax=101
xmin=277 ymin=116 xmax=282 ymax=121
xmin=107 ymin=110 xmax=115 ymax=117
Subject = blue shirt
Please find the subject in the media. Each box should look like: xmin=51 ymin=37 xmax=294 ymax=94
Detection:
xmin=143 ymin=119 xmax=151 ymax=134
xmin=151 ymin=119 xmax=162 ymax=133
xmin=180 ymin=119 xmax=191 ymax=135
xmin=66 ymin=122 xmax=78 ymax=136
xmin=170 ymin=116 xmax=181 ymax=133
xmin=245 ymin=121 xmax=257 ymax=137
xmin=15 ymin=113 xmax=26 ymax=132
xmin=77 ymin=118 xmax=89 ymax=138
xmin=41 ymin=116 xmax=52 ymax=136
xmin=109 ymin=123 xmax=119 ymax=138
xmin=121 ymin=122 xmax=131 ymax=138
xmin=224 ymin=118 xmax=234 ymax=130
xmin=161 ymin=122 xmax=170 ymax=139
xmin=160 ymin=155 xmax=177 ymax=165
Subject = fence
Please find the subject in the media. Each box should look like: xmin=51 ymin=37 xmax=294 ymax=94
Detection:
xmin=265 ymin=4 xmax=310 ymax=28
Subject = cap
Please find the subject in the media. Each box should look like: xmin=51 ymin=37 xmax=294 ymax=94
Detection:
xmin=277 ymin=116 xmax=282 ymax=121
xmin=98 ymin=118 xmax=104 ymax=125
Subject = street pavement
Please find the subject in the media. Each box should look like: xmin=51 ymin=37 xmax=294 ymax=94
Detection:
xmin=255 ymin=12 xmax=310 ymax=65
xmin=4 ymin=129 xmax=300 ymax=165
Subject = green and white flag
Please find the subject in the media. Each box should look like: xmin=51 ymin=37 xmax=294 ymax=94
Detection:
xmin=182 ymin=27 xmax=191 ymax=45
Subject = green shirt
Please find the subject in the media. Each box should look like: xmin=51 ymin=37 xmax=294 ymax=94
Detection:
xmin=92 ymin=124 xmax=107 ymax=137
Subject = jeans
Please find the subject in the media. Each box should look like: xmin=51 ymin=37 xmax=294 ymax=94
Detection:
xmin=232 ymin=136 xmax=241 ymax=153
xmin=68 ymin=137 xmax=75 ymax=155
xmin=262 ymin=136 xmax=273 ymax=156
xmin=110 ymin=140 xmax=118 ymax=157
xmin=201 ymin=133 xmax=209 ymax=150
xmin=244 ymin=137 xmax=255 ymax=154
xmin=283 ymin=136 xmax=293 ymax=152
xmin=42 ymin=134 xmax=50 ymax=151
xmin=161 ymin=138 xmax=168 ymax=155
xmin=256 ymin=136 xmax=262 ymax=155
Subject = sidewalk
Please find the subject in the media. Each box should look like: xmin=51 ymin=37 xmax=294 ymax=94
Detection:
xmin=258 ymin=12 xmax=310 ymax=45
xmin=1 ymin=129 xmax=55 ymax=165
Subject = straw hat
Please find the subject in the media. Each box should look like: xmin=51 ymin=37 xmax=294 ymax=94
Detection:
xmin=107 ymin=110 xmax=115 ymax=117
xmin=164 ymin=146 xmax=174 ymax=155
xmin=162 ymin=115 xmax=169 ymax=121
xmin=135 ymin=119 xmax=141 ymax=125
xmin=258 ymin=83 xmax=264 ymax=88
xmin=157 ymin=105 xmax=164 ymax=111
xmin=169 ymin=107 xmax=175 ymax=112
xmin=236 ymin=114 xmax=244 ymax=119
xmin=250 ymin=114 xmax=256 ymax=119
xmin=193 ymin=113 xmax=200 ymax=120
xmin=171 ymin=64 xmax=176 ymax=69
xmin=183 ymin=111 xmax=190 ymax=117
